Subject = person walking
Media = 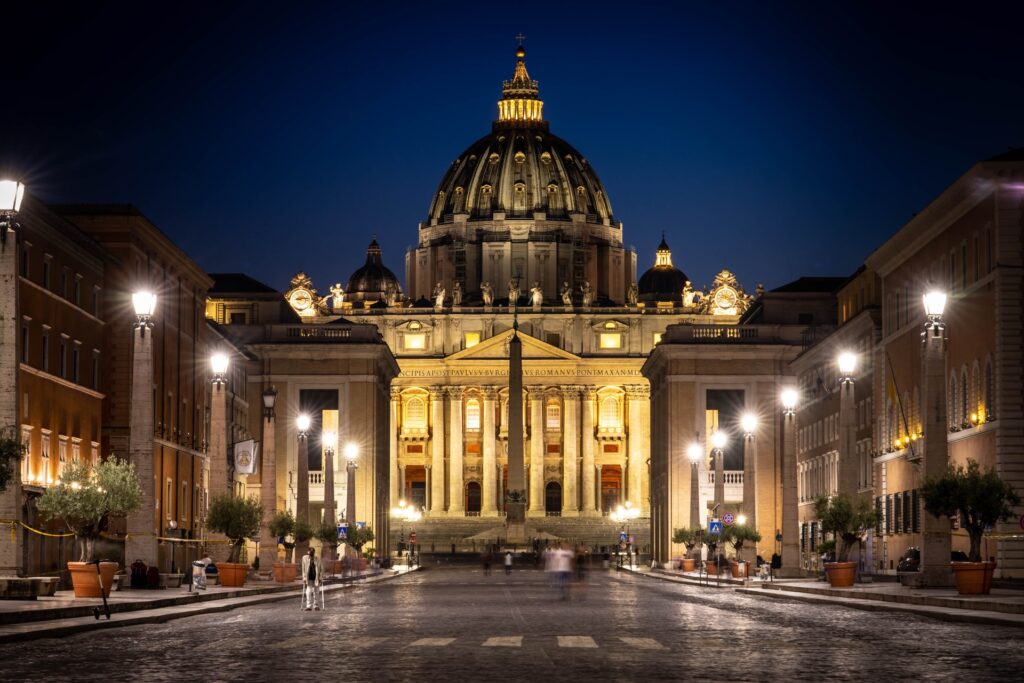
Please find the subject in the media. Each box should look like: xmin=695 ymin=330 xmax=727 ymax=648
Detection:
xmin=301 ymin=547 xmax=323 ymax=611
xmin=504 ymin=551 xmax=513 ymax=575
xmin=482 ymin=552 xmax=492 ymax=576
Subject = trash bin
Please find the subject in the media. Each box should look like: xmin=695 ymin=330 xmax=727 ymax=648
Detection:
xmin=191 ymin=561 xmax=207 ymax=591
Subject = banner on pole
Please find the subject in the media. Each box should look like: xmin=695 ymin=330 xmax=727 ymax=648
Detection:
xmin=234 ymin=439 xmax=258 ymax=475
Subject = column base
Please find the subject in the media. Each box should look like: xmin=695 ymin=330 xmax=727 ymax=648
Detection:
xmin=560 ymin=510 xmax=580 ymax=518
xmin=448 ymin=509 xmax=465 ymax=517
xmin=481 ymin=510 xmax=501 ymax=518
xmin=919 ymin=565 xmax=955 ymax=587
xmin=579 ymin=509 xmax=602 ymax=517
xmin=774 ymin=567 xmax=805 ymax=579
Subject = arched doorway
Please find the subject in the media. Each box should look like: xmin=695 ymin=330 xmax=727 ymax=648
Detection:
xmin=545 ymin=481 xmax=562 ymax=514
xmin=465 ymin=481 xmax=481 ymax=514
xmin=601 ymin=465 xmax=622 ymax=513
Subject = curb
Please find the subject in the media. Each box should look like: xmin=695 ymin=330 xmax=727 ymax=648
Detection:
xmin=735 ymin=586 xmax=1024 ymax=628
xmin=619 ymin=567 xmax=745 ymax=588
xmin=0 ymin=568 xmax=420 ymax=643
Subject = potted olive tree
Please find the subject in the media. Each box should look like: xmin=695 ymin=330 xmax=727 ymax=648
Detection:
xmin=36 ymin=458 xmax=142 ymax=597
xmin=921 ymin=459 xmax=1020 ymax=594
xmin=814 ymin=492 xmax=878 ymax=587
xmin=315 ymin=521 xmax=342 ymax=573
xmin=268 ymin=510 xmax=299 ymax=583
xmin=343 ymin=526 xmax=375 ymax=574
xmin=205 ymin=494 xmax=263 ymax=587
xmin=671 ymin=527 xmax=703 ymax=571
xmin=725 ymin=524 xmax=762 ymax=578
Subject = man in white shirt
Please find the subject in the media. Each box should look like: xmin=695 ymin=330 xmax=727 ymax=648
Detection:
xmin=300 ymin=547 xmax=323 ymax=611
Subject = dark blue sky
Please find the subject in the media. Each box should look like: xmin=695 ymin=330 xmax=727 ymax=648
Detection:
xmin=2 ymin=1 xmax=1022 ymax=293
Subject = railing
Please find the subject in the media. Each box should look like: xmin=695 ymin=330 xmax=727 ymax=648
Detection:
xmin=465 ymin=511 xmax=481 ymax=517
xmin=309 ymin=471 xmax=323 ymax=485
xmin=707 ymin=471 xmax=744 ymax=485
xmin=545 ymin=511 xmax=562 ymax=517
xmin=287 ymin=327 xmax=351 ymax=339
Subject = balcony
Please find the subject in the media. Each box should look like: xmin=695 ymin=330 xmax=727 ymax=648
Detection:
xmin=699 ymin=470 xmax=744 ymax=503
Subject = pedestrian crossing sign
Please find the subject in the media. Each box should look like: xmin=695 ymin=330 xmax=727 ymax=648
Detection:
xmin=709 ymin=520 xmax=723 ymax=536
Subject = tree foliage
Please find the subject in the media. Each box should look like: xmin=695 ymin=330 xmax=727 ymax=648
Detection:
xmin=293 ymin=519 xmax=314 ymax=544
xmin=723 ymin=523 xmax=762 ymax=555
xmin=671 ymin=526 xmax=704 ymax=552
xmin=268 ymin=510 xmax=295 ymax=546
xmin=921 ymin=459 xmax=1021 ymax=562
xmin=315 ymin=521 xmax=340 ymax=547
xmin=206 ymin=494 xmax=263 ymax=563
xmin=814 ymin=492 xmax=878 ymax=563
xmin=0 ymin=426 xmax=26 ymax=493
xmin=345 ymin=526 xmax=374 ymax=550
xmin=36 ymin=458 xmax=143 ymax=562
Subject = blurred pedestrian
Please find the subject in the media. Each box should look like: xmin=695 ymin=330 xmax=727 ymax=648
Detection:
xmin=482 ymin=552 xmax=492 ymax=576
xmin=504 ymin=551 xmax=513 ymax=575
xmin=301 ymin=547 xmax=323 ymax=611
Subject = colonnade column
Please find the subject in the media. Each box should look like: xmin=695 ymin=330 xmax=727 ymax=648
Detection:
xmin=447 ymin=387 xmax=464 ymax=514
xmin=561 ymin=386 xmax=579 ymax=516
xmin=527 ymin=386 xmax=545 ymax=515
xmin=429 ymin=386 xmax=445 ymax=515
xmin=389 ymin=388 xmax=400 ymax=507
xmin=626 ymin=385 xmax=649 ymax=513
xmin=482 ymin=387 xmax=499 ymax=516
xmin=581 ymin=387 xmax=598 ymax=515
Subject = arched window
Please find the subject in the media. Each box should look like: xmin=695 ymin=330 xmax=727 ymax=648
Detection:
xmin=546 ymin=401 xmax=560 ymax=431
xmin=465 ymin=399 xmax=481 ymax=430
xmin=961 ymin=369 xmax=969 ymax=425
xmin=985 ymin=360 xmax=995 ymax=420
xmin=599 ymin=396 xmax=620 ymax=430
xmin=405 ymin=397 xmax=426 ymax=429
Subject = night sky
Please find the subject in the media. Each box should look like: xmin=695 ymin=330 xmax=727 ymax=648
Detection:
xmin=2 ymin=1 xmax=1022 ymax=293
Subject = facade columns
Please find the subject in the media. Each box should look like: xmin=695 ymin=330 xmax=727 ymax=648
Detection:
xmin=389 ymin=388 xmax=400 ymax=507
xmin=447 ymin=387 xmax=464 ymax=514
xmin=528 ymin=386 xmax=545 ymax=515
xmin=581 ymin=388 xmax=598 ymax=515
xmin=561 ymin=386 xmax=579 ymax=516
xmin=257 ymin=400 xmax=278 ymax=571
xmin=125 ymin=321 xmax=157 ymax=569
xmin=626 ymin=385 xmax=649 ymax=513
xmin=429 ymin=386 xmax=445 ymax=515
xmin=482 ymin=387 xmax=498 ymax=516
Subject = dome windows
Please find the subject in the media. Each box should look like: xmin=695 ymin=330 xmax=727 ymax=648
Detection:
xmin=540 ymin=151 xmax=552 ymax=164
xmin=514 ymin=182 xmax=526 ymax=193
xmin=514 ymin=151 xmax=526 ymax=163
xmin=481 ymin=184 xmax=493 ymax=194
xmin=488 ymin=153 xmax=500 ymax=165
xmin=576 ymin=186 xmax=586 ymax=196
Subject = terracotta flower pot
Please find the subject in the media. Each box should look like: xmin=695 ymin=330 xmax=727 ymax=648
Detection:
xmin=951 ymin=561 xmax=996 ymax=595
xmin=68 ymin=561 xmax=119 ymax=598
xmin=706 ymin=560 xmax=719 ymax=575
xmin=681 ymin=558 xmax=696 ymax=571
xmin=218 ymin=562 xmax=249 ymax=587
xmin=730 ymin=561 xmax=749 ymax=578
xmin=272 ymin=562 xmax=298 ymax=583
xmin=824 ymin=561 xmax=857 ymax=588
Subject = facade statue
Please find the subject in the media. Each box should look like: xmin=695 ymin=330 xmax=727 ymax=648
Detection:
xmin=682 ymin=281 xmax=696 ymax=308
xmin=329 ymin=283 xmax=345 ymax=310
xmin=433 ymin=283 xmax=445 ymax=309
xmin=756 ymin=283 xmax=765 ymax=298
xmin=385 ymin=283 xmax=399 ymax=307
xmin=530 ymin=282 xmax=543 ymax=307
xmin=580 ymin=280 xmax=593 ymax=307
xmin=627 ymin=282 xmax=638 ymax=307
xmin=508 ymin=277 xmax=521 ymax=305
xmin=452 ymin=281 xmax=463 ymax=306
xmin=560 ymin=281 xmax=573 ymax=305
xmin=481 ymin=281 xmax=494 ymax=306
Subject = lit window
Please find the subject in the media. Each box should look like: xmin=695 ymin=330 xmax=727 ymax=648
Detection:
xmin=465 ymin=399 xmax=481 ymax=430
xmin=653 ymin=332 xmax=662 ymax=346
xmin=599 ymin=396 xmax=620 ymax=430
xmin=404 ymin=333 xmax=426 ymax=350
xmin=464 ymin=332 xmax=480 ymax=348
xmin=405 ymin=397 xmax=426 ymax=429
xmin=599 ymin=333 xmax=622 ymax=349
xmin=546 ymin=402 xmax=561 ymax=430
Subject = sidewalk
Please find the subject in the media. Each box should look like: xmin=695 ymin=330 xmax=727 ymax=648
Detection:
xmin=622 ymin=565 xmax=1024 ymax=627
xmin=0 ymin=566 xmax=420 ymax=643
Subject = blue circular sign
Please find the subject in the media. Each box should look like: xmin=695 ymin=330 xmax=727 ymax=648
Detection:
xmin=723 ymin=512 xmax=735 ymax=525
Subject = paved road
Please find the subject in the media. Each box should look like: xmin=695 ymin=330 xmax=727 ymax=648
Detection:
xmin=2 ymin=565 xmax=1022 ymax=681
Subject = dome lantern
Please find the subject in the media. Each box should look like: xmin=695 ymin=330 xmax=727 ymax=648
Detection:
xmin=496 ymin=37 xmax=545 ymax=128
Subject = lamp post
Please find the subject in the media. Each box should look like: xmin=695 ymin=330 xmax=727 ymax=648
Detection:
xmin=208 ymin=353 xmax=230 ymax=494
xmin=0 ymin=180 xmax=25 ymax=575
xmin=741 ymin=412 xmax=757 ymax=562
xmin=837 ymin=352 xmax=859 ymax=497
xmin=391 ymin=499 xmax=421 ymax=566
xmin=322 ymin=430 xmax=336 ymax=561
xmin=344 ymin=442 xmax=359 ymax=527
xmin=125 ymin=290 xmax=158 ymax=569
xmin=779 ymin=387 xmax=800 ymax=577
xmin=687 ymin=442 xmax=703 ymax=529
xmin=257 ymin=386 xmax=278 ymax=571
xmin=920 ymin=290 xmax=953 ymax=586
xmin=711 ymin=430 xmax=727 ymax=513
xmin=612 ymin=501 xmax=640 ymax=568
xmin=295 ymin=413 xmax=311 ymax=557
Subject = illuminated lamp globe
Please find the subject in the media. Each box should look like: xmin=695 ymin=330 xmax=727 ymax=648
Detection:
xmin=132 ymin=291 xmax=157 ymax=317
xmin=711 ymin=430 xmax=727 ymax=450
xmin=923 ymin=291 xmax=947 ymax=317
xmin=780 ymin=388 xmax=799 ymax=412
xmin=837 ymin=352 xmax=857 ymax=376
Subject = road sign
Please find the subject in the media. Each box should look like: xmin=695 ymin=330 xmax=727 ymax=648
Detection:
xmin=409 ymin=532 xmax=417 ymax=543
xmin=723 ymin=512 xmax=735 ymax=525
xmin=709 ymin=520 xmax=723 ymax=536
xmin=619 ymin=531 xmax=628 ymax=542
xmin=338 ymin=523 xmax=348 ymax=539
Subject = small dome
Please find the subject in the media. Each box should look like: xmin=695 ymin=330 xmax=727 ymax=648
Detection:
xmin=637 ymin=236 xmax=688 ymax=302
xmin=346 ymin=239 xmax=401 ymax=303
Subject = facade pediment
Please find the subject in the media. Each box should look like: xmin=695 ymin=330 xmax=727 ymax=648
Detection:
xmin=445 ymin=328 xmax=580 ymax=362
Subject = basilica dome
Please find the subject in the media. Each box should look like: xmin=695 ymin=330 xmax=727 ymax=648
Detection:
xmin=637 ymin=236 xmax=688 ymax=302
xmin=427 ymin=46 xmax=615 ymax=225
xmin=347 ymin=239 xmax=401 ymax=303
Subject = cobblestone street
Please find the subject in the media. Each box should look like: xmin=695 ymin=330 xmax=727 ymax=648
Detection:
xmin=2 ymin=565 xmax=1022 ymax=681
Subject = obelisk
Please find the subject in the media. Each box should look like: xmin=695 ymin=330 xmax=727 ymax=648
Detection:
xmin=505 ymin=319 xmax=527 ymax=544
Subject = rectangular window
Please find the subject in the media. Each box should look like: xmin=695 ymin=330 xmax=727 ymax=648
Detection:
xmin=546 ymin=403 xmax=560 ymax=430
xmin=545 ymin=332 xmax=561 ymax=348
xmin=911 ymin=489 xmax=920 ymax=533
xmin=40 ymin=433 xmax=51 ymax=484
xmin=20 ymin=325 xmax=28 ymax=363
xmin=885 ymin=495 xmax=892 ymax=535
xmin=180 ymin=480 xmax=189 ymax=522
xmin=465 ymin=399 xmax=481 ymax=430
xmin=893 ymin=492 xmax=902 ymax=533
xmin=91 ymin=444 xmax=99 ymax=468
xmin=20 ymin=245 xmax=29 ymax=278
xmin=41 ymin=332 xmax=49 ymax=372
xmin=42 ymin=258 xmax=50 ymax=290
xmin=59 ymin=338 xmax=67 ymax=378
xmin=463 ymin=331 xmax=480 ymax=348
xmin=875 ymin=497 xmax=883 ymax=535
xmin=229 ymin=311 xmax=247 ymax=324
xmin=599 ymin=333 xmax=622 ymax=349
xmin=902 ymin=491 xmax=912 ymax=534
xmin=21 ymin=428 xmax=32 ymax=482
xmin=61 ymin=268 xmax=69 ymax=300
xmin=403 ymin=333 xmax=426 ymax=350
xmin=93 ymin=287 xmax=101 ymax=317
xmin=166 ymin=478 xmax=173 ymax=520
xmin=74 ymin=275 xmax=82 ymax=307
xmin=92 ymin=352 xmax=100 ymax=391
xmin=71 ymin=441 xmax=81 ymax=464
xmin=72 ymin=346 xmax=80 ymax=383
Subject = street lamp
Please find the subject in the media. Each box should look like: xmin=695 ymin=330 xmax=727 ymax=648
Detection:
xmin=344 ymin=442 xmax=359 ymax=527
xmin=132 ymin=291 xmax=157 ymax=333
xmin=740 ymin=412 xmax=757 ymax=545
xmin=779 ymin=387 xmax=799 ymax=576
xmin=321 ymin=430 xmax=337 ymax=560
xmin=391 ymin=499 xmax=422 ymax=566
xmin=711 ymin=430 xmax=727 ymax=513
xmin=257 ymin=386 xmax=279 ymax=571
xmin=209 ymin=352 xmax=229 ymax=385
xmin=920 ymin=289 xmax=952 ymax=586
xmin=837 ymin=351 xmax=858 ymax=496
xmin=208 ymin=352 xmax=231 ymax=505
xmin=837 ymin=351 xmax=857 ymax=384
xmin=0 ymin=179 xmax=25 ymax=247
xmin=612 ymin=501 xmax=641 ymax=568
xmin=687 ymin=442 xmax=703 ymax=530
xmin=294 ymin=413 xmax=311 ymax=557
xmin=125 ymin=288 xmax=158 ymax=568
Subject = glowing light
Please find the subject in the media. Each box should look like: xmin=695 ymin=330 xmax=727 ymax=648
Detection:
xmin=296 ymin=414 xmax=312 ymax=433
xmin=322 ymin=431 xmax=337 ymax=449
xmin=837 ymin=352 xmax=857 ymax=376
xmin=132 ymin=291 xmax=157 ymax=317
xmin=741 ymin=413 xmax=758 ymax=435
xmin=687 ymin=443 xmax=703 ymax=463
xmin=711 ymin=430 xmax=727 ymax=450
xmin=210 ymin=353 xmax=229 ymax=376
xmin=0 ymin=179 xmax=25 ymax=213
xmin=736 ymin=514 xmax=747 ymax=526
xmin=923 ymin=291 xmax=947 ymax=317
xmin=343 ymin=443 xmax=359 ymax=461
xmin=781 ymin=388 xmax=799 ymax=411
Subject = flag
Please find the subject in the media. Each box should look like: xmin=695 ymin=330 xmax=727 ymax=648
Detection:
xmin=234 ymin=439 xmax=257 ymax=475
